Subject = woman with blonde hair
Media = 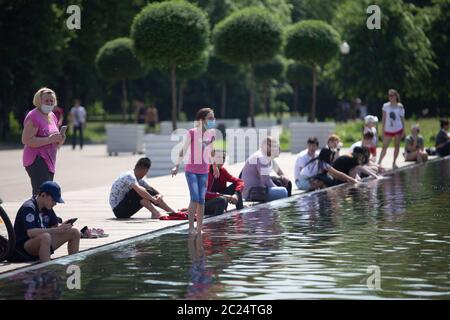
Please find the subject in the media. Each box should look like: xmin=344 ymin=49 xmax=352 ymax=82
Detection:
xmin=22 ymin=88 xmax=65 ymax=195
xmin=378 ymin=89 xmax=406 ymax=169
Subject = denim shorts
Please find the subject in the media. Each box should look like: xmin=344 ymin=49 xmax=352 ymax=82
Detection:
xmin=185 ymin=172 xmax=208 ymax=205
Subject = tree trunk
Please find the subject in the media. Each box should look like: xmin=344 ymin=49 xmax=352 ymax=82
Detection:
xmin=293 ymin=83 xmax=299 ymax=114
xmin=171 ymin=64 xmax=178 ymax=131
xmin=264 ymin=81 xmax=270 ymax=117
xmin=309 ymin=64 xmax=317 ymax=123
xmin=0 ymin=100 xmax=7 ymax=141
xmin=121 ymin=79 xmax=128 ymax=123
xmin=220 ymin=83 xmax=227 ymax=118
xmin=249 ymin=65 xmax=255 ymax=127
xmin=178 ymin=81 xmax=185 ymax=115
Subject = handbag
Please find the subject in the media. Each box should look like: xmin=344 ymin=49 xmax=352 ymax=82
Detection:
xmin=247 ymin=186 xmax=267 ymax=202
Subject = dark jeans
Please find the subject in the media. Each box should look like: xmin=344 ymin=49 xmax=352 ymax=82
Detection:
xmin=72 ymin=125 xmax=84 ymax=149
xmin=113 ymin=187 xmax=158 ymax=218
xmin=25 ymin=156 xmax=54 ymax=196
xmin=437 ymin=141 xmax=450 ymax=157
xmin=271 ymin=176 xmax=292 ymax=197
xmin=205 ymin=183 xmax=244 ymax=216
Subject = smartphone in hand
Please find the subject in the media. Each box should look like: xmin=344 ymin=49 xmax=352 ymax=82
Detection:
xmin=60 ymin=125 xmax=68 ymax=136
xmin=64 ymin=218 xmax=78 ymax=225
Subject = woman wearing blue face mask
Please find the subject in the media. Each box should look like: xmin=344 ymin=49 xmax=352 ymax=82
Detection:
xmin=172 ymin=108 xmax=219 ymax=235
xmin=22 ymin=88 xmax=66 ymax=195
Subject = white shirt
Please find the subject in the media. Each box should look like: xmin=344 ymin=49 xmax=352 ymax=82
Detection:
xmin=300 ymin=161 xmax=331 ymax=178
xmin=364 ymin=126 xmax=377 ymax=146
xmin=109 ymin=171 xmax=150 ymax=209
xmin=70 ymin=106 xmax=87 ymax=126
xmin=294 ymin=149 xmax=319 ymax=182
xmin=382 ymin=103 xmax=404 ymax=133
xmin=349 ymin=141 xmax=362 ymax=153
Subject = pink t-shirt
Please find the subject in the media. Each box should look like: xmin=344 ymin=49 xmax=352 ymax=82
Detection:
xmin=22 ymin=108 xmax=59 ymax=173
xmin=184 ymin=127 xmax=215 ymax=174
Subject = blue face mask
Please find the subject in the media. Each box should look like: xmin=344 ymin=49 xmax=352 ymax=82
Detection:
xmin=206 ymin=119 xmax=216 ymax=129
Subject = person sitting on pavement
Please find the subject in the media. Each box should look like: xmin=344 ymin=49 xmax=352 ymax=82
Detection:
xmin=10 ymin=181 xmax=80 ymax=263
xmin=298 ymin=148 xmax=358 ymax=191
xmin=404 ymin=124 xmax=428 ymax=164
xmin=326 ymin=134 xmax=342 ymax=163
xmin=294 ymin=136 xmax=320 ymax=190
xmin=332 ymin=147 xmax=381 ymax=185
xmin=435 ymin=119 xmax=450 ymax=157
xmin=241 ymin=137 xmax=289 ymax=202
xmin=205 ymin=150 xmax=245 ymax=216
xmin=109 ymin=157 xmax=174 ymax=219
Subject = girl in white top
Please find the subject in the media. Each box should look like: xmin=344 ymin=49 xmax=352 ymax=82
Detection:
xmin=364 ymin=115 xmax=378 ymax=147
xmin=378 ymin=89 xmax=406 ymax=169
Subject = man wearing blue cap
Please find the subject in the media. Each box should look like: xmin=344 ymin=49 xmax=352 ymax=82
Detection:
xmin=11 ymin=181 xmax=80 ymax=262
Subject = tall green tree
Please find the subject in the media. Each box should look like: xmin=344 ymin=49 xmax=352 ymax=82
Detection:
xmin=177 ymin=50 xmax=210 ymax=115
xmin=213 ymin=7 xmax=283 ymax=127
xmin=330 ymin=0 xmax=436 ymax=108
xmin=208 ymin=55 xmax=241 ymax=118
xmin=254 ymin=56 xmax=286 ymax=116
xmin=131 ymin=1 xmax=210 ymax=130
xmin=286 ymin=62 xmax=313 ymax=114
xmin=285 ymin=20 xmax=341 ymax=122
xmin=96 ymin=38 xmax=143 ymax=122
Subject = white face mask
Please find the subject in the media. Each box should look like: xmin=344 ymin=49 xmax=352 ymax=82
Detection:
xmin=41 ymin=104 xmax=54 ymax=114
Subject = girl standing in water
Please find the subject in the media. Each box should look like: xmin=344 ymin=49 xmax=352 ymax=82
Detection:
xmin=172 ymin=108 xmax=219 ymax=235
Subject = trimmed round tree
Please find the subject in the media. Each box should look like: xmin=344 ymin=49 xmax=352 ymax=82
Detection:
xmin=208 ymin=55 xmax=241 ymax=118
xmin=95 ymin=37 xmax=143 ymax=122
xmin=177 ymin=50 xmax=210 ymax=115
xmin=285 ymin=20 xmax=340 ymax=122
xmin=254 ymin=55 xmax=285 ymax=116
xmin=131 ymin=1 xmax=210 ymax=130
xmin=213 ymin=7 xmax=283 ymax=127
xmin=286 ymin=62 xmax=313 ymax=114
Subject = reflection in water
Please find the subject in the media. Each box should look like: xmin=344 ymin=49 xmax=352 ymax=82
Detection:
xmin=8 ymin=270 xmax=61 ymax=300
xmin=0 ymin=159 xmax=449 ymax=299
xmin=186 ymin=234 xmax=214 ymax=299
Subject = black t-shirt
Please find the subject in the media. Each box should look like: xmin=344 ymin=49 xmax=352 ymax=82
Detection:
xmin=332 ymin=155 xmax=360 ymax=176
xmin=435 ymin=129 xmax=449 ymax=148
xmin=13 ymin=197 xmax=58 ymax=246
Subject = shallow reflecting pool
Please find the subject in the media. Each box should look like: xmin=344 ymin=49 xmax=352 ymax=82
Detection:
xmin=0 ymin=159 xmax=449 ymax=299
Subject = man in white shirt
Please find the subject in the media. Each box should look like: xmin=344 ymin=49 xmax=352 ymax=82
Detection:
xmin=294 ymin=137 xmax=319 ymax=188
xmin=70 ymin=99 xmax=87 ymax=150
xmin=110 ymin=157 xmax=175 ymax=219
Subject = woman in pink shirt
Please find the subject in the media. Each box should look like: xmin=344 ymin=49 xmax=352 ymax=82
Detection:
xmin=172 ymin=108 xmax=219 ymax=235
xmin=22 ymin=88 xmax=65 ymax=195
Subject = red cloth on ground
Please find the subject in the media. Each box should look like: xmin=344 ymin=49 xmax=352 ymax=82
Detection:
xmin=206 ymin=166 xmax=244 ymax=200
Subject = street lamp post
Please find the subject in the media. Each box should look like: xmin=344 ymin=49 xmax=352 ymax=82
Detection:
xmin=340 ymin=41 xmax=350 ymax=121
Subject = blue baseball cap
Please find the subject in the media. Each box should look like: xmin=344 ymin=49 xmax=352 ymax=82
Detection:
xmin=39 ymin=181 xmax=65 ymax=203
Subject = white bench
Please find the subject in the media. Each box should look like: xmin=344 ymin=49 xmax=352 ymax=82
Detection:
xmin=246 ymin=118 xmax=278 ymax=128
xmin=281 ymin=116 xmax=307 ymax=128
xmin=106 ymin=124 xmax=145 ymax=156
xmin=290 ymin=122 xmax=336 ymax=153
xmin=144 ymin=134 xmax=185 ymax=177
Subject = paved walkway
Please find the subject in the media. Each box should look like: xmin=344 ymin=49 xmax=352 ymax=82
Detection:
xmin=0 ymin=144 xmax=434 ymax=274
